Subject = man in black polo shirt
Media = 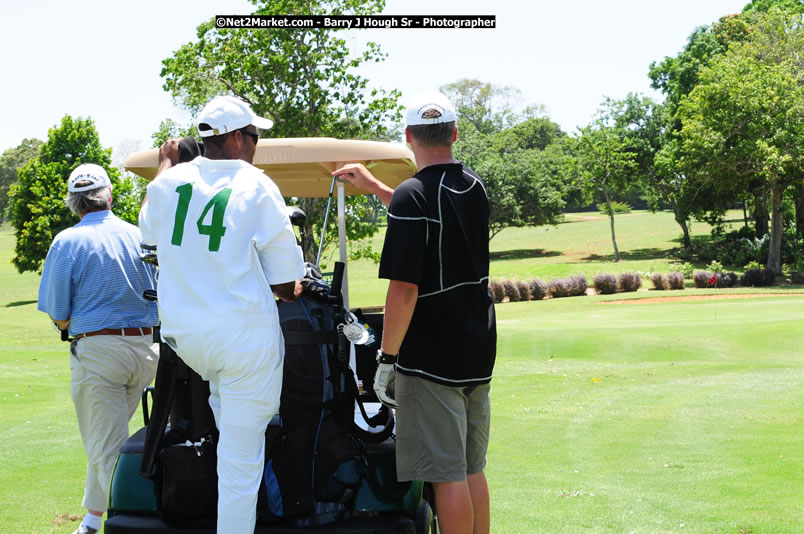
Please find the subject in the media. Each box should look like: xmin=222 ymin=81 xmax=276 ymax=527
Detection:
xmin=333 ymin=91 xmax=496 ymax=534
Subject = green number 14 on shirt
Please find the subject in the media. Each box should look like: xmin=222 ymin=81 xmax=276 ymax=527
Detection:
xmin=170 ymin=183 xmax=232 ymax=252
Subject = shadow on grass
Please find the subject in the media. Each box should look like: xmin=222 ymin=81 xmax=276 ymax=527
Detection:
xmin=490 ymin=249 xmax=562 ymax=261
xmin=582 ymin=248 xmax=671 ymax=262
xmin=5 ymin=300 xmax=37 ymax=307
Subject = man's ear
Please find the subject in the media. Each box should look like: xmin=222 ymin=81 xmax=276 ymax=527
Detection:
xmin=405 ymin=127 xmax=412 ymax=144
xmin=452 ymin=125 xmax=458 ymax=142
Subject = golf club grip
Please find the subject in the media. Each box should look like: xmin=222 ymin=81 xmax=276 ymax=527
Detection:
xmin=330 ymin=261 xmax=345 ymax=298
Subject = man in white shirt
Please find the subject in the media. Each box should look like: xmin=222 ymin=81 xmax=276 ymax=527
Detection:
xmin=139 ymin=95 xmax=305 ymax=534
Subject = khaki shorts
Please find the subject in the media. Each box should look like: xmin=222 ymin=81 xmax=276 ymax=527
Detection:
xmin=395 ymin=373 xmax=491 ymax=483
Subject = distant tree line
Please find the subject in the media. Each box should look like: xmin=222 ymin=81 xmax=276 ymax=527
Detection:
xmin=3 ymin=0 xmax=802 ymax=274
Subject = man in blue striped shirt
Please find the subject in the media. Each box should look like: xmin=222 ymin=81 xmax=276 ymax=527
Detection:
xmin=38 ymin=163 xmax=159 ymax=534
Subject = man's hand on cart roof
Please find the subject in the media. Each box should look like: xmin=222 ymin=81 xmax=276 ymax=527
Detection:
xmin=156 ymin=139 xmax=181 ymax=180
xmin=332 ymin=163 xmax=395 ymax=207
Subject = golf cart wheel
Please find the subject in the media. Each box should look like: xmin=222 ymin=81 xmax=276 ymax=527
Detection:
xmin=414 ymin=498 xmax=438 ymax=534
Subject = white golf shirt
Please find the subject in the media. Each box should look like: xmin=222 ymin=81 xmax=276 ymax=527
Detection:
xmin=139 ymin=157 xmax=305 ymax=335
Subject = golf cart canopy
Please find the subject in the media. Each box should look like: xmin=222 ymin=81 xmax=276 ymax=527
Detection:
xmin=124 ymin=137 xmax=416 ymax=198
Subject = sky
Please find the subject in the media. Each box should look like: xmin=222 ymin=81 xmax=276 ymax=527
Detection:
xmin=0 ymin=0 xmax=750 ymax=164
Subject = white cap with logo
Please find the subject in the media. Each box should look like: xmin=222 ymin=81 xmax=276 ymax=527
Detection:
xmin=197 ymin=95 xmax=274 ymax=137
xmin=405 ymin=91 xmax=457 ymax=126
xmin=68 ymin=163 xmax=112 ymax=192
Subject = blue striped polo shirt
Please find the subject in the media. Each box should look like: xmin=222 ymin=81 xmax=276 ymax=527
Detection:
xmin=38 ymin=210 xmax=158 ymax=336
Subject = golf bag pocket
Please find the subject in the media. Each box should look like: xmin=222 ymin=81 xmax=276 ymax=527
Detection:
xmin=263 ymin=413 xmax=361 ymax=526
xmin=159 ymin=436 xmax=217 ymax=522
xmin=313 ymin=414 xmax=361 ymax=503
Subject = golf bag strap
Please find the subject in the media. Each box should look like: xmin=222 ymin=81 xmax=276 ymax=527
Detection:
xmin=172 ymin=358 xmax=195 ymax=434
xmin=140 ymin=341 xmax=179 ymax=478
xmin=332 ymin=363 xmax=394 ymax=444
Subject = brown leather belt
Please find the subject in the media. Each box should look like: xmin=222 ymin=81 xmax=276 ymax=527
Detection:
xmin=76 ymin=327 xmax=153 ymax=339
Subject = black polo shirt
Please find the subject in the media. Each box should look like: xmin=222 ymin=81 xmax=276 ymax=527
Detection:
xmin=378 ymin=163 xmax=496 ymax=386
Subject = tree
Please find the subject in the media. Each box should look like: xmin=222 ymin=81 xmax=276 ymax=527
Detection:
xmin=159 ymin=0 xmax=402 ymax=263
xmin=440 ymin=79 xmax=523 ymax=134
xmin=151 ymin=119 xmax=199 ymax=148
xmin=455 ymin=125 xmax=571 ymax=240
xmin=648 ymin=0 xmax=802 ymax=239
xmin=602 ymin=93 xmax=700 ymax=249
xmin=441 ymin=78 xmax=572 ymax=240
xmin=576 ymin=121 xmax=639 ymax=261
xmin=678 ymin=9 xmax=804 ymax=273
xmin=743 ymin=0 xmax=804 ymax=14
xmin=0 ymin=138 xmax=42 ymax=222
xmin=8 ymin=116 xmax=139 ymax=273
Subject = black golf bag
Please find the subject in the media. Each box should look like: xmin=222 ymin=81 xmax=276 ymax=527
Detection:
xmin=139 ymin=262 xmax=398 ymax=528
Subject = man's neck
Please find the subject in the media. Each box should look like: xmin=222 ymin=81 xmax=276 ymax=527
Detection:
xmin=413 ymin=146 xmax=457 ymax=171
xmin=78 ymin=209 xmax=109 ymax=221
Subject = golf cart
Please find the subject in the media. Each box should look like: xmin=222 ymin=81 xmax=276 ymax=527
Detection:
xmin=105 ymin=138 xmax=437 ymax=533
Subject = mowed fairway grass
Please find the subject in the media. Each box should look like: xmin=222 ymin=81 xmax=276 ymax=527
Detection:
xmin=1 ymin=212 xmax=803 ymax=533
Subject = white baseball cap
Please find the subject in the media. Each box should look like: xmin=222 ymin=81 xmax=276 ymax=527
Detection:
xmin=197 ymin=95 xmax=274 ymax=137
xmin=406 ymin=91 xmax=457 ymax=126
xmin=68 ymin=164 xmax=111 ymax=192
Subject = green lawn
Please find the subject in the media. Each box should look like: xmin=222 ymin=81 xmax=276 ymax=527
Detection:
xmin=1 ymin=215 xmax=803 ymax=533
xmin=490 ymin=295 xmax=804 ymax=533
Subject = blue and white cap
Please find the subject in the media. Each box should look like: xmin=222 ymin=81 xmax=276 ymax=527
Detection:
xmin=68 ymin=164 xmax=111 ymax=192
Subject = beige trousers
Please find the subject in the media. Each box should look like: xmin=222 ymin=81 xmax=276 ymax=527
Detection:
xmin=70 ymin=334 xmax=158 ymax=512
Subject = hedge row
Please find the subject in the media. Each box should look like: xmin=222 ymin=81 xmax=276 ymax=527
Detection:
xmin=593 ymin=272 xmax=643 ymax=294
xmin=651 ymin=272 xmax=685 ymax=290
xmin=490 ymin=267 xmax=780 ymax=304
xmin=489 ymin=275 xmax=587 ymax=303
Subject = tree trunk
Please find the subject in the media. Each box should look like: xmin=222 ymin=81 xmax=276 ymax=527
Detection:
xmin=602 ymin=185 xmax=620 ymax=261
xmin=753 ymin=190 xmax=770 ymax=238
xmin=794 ymin=183 xmax=804 ymax=237
xmin=743 ymin=201 xmax=749 ymax=229
xmin=298 ymin=198 xmax=318 ymax=264
xmin=671 ymin=200 xmax=692 ymax=249
xmin=766 ymin=184 xmax=784 ymax=274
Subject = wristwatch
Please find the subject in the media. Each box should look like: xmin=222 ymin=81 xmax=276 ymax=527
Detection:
xmin=376 ymin=350 xmax=397 ymax=364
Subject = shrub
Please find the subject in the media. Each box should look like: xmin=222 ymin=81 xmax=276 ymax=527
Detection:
xmin=716 ymin=272 xmax=737 ymax=288
xmin=568 ymin=275 xmax=588 ymax=297
xmin=548 ymin=278 xmax=572 ymax=299
xmin=618 ymin=272 xmax=642 ymax=293
xmin=515 ymin=280 xmax=531 ymax=301
xmin=489 ymin=280 xmax=505 ymax=303
xmin=791 ymin=272 xmax=804 ymax=285
xmin=707 ymin=260 xmax=724 ymax=273
xmin=597 ymin=200 xmax=631 ymax=215
xmin=651 ymin=273 xmax=668 ymax=290
xmin=671 ymin=262 xmax=694 ymax=279
xmin=693 ymin=270 xmax=715 ymax=288
xmin=529 ymin=278 xmax=548 ymax=300
xmin=667 ymin=272 xmax=685 ymax=290
xmin=740 ymin=268 xmax=776 ymax=287
xmin=502 ymin=279 xmax=519 ymax=302
xmin=593 ymin=273 xmax=618 ymax=295
xmin=744 ymin=260 xmax=762 ymax=271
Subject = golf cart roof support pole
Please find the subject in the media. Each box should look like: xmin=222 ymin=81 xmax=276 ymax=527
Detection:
xmin=336 ymin=175 xmax=359 ymax=392
xmin=315 ymin=176 xmax=338 ymax=268
xmin=337 ymin=178 xmax=349 ymax=311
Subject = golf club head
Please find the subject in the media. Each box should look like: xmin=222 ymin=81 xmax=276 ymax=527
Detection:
xmin=287 ymin=206 xmax=307 ymax=228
